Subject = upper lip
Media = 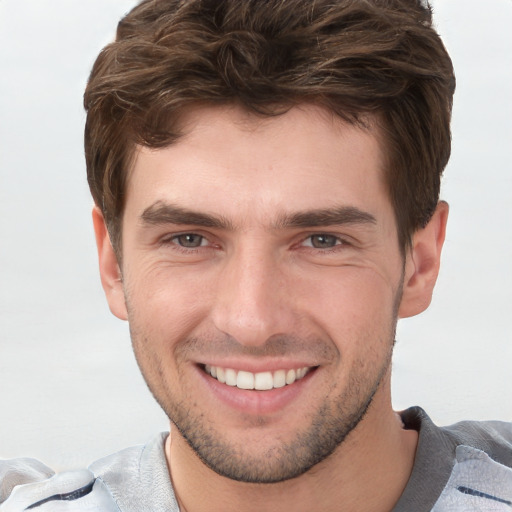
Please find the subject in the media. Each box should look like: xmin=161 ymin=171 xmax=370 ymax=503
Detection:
xmin=198 ymin=359 xmax=319 ymax=373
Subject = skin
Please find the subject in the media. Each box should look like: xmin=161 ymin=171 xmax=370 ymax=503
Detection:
xmin=94 ymin=104 xmax=448 ymax=512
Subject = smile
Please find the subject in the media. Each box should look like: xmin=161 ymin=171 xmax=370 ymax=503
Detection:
xmin=203 ymin=365 xmax=313 ymax=390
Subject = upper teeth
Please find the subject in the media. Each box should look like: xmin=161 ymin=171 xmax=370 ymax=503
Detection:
xmin=204 ymin=365 xmax=311 ymax=390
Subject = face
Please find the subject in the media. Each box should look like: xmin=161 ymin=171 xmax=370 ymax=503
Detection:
xmin=107 ymin=104 xmax=408 ymax=482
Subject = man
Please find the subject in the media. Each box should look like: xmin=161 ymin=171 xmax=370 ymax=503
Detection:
xmin=1 ymin=0 xmax=511 ymax=510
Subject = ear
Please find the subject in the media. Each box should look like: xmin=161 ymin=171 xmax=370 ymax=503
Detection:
xmin=398 ymin=201 xmax=449 ymax=318
xmin=92 ymin=206 xmax=128 ymax=320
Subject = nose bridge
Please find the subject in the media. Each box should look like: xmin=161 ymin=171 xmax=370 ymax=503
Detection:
xmin=212 ymin=238 xmax=291 ymax=346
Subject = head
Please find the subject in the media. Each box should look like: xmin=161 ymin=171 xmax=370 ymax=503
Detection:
xmin=86 ymin=0 xmax=453 ymax=485
xmin=84 ymin=0 xmax=455 ymax=256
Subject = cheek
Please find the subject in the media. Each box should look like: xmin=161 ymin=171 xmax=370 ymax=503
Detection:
xmin=295 ymin=268 xmax=399 ymax=347
xmin=124 ymin=262 xmax=214 ymax=341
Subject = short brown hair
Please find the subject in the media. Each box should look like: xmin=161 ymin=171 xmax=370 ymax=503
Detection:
xmin=84 ymin=0 xmax=455 ymax=253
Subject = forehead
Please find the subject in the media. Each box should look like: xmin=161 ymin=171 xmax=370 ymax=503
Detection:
xmin=125 ymin=104 xmax=389 ymax=225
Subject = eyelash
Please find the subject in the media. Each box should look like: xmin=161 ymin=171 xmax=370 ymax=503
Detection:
xmin=159 ymin=233 xmax=212 ymax=252
xmin=159 ymin=232 xmax=349 ymax=254
xmin=300 ymin=233 xmax=347 ymax=250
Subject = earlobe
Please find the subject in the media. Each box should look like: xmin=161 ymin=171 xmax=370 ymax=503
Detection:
xmin=92 ymin=207 xmax=128 ymax=321
xmin=398 ymin=201 xmax=449 ymax=319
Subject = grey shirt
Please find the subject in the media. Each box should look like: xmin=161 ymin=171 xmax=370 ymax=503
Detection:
xmin=394 ymin=407 xmax=512 ymax=511
xmin=2 ymin=407 xmax=512 ymax=511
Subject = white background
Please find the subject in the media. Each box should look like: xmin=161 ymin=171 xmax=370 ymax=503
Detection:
xmin=1 ymin=1 xmax=511 ymax=471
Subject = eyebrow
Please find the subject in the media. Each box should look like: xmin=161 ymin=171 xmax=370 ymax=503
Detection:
xmin=276 ymin=207 xmax=377 ymax=229
xmin=141 ymin=202 xmax=234 ymax=229
xmin=140 ymin=201 xmax=376 ymax=230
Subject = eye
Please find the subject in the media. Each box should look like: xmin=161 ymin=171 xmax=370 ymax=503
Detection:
xmin=171 ymin=233 xmax=207 ymax=248
xmin=303 ymin=234 xmax=342 ymax=249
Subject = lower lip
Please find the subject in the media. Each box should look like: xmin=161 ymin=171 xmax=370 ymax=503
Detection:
xmin=196 ymin=366 xmax=316 ymax=416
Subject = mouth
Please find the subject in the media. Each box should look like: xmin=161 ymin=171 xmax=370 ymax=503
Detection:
xmin=202 ymin=364 xmax=314 ymax=391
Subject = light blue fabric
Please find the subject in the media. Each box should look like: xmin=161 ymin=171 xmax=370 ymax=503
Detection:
xmin=1 ymin=409 xmax=511 ymax=511
xmin=0 ymin=468 xmax=120 ymax=512
xmin=431 ymin=445 xmax=512 ymax=511
xmin=89 ymin=433 xmax=179 ymax=512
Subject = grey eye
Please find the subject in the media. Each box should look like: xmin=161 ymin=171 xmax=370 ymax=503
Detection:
xmin=308 ymin=234 xmax=339 ymax=248
xmin=173 ymin=234 xmax=205 ymax=248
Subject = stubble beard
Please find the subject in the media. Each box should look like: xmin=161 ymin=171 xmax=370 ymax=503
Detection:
xmin=127 ymin=274 xmax=403 ymax=484
xmin=173 ymin=355 xmax=391 ymax=484
xmin=130 ymin=328 xmax=396 ymax=485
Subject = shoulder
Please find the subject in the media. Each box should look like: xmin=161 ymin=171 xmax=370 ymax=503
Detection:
xmin=432 ymin=423 xmax=512 ymax=511
xmin=441 ymin=418 xmax=512 ymax=467
xmin=88 ymin=431 xmax=168 ymax=484
xmin=0 ymin=457 xmax=54 ymax=504
xmin=401 ymin=406 xmax=512 ymax=463
xmin=396 ymin=407 xmax=512 ymax=512
xmin=89 ymin=432 xmax=179 ymax=512
xmin=0 ymin=459 xmax=117 ymax=510
xmin=0 ymin=433 xmax=176 ymax=511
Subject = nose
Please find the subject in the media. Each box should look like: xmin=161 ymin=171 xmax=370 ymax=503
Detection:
xmin=211 ymin=242 xmax=296 ymax=347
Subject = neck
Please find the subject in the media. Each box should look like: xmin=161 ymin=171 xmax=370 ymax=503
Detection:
xmin=166 ymin=383 xmax=418 ymax=512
